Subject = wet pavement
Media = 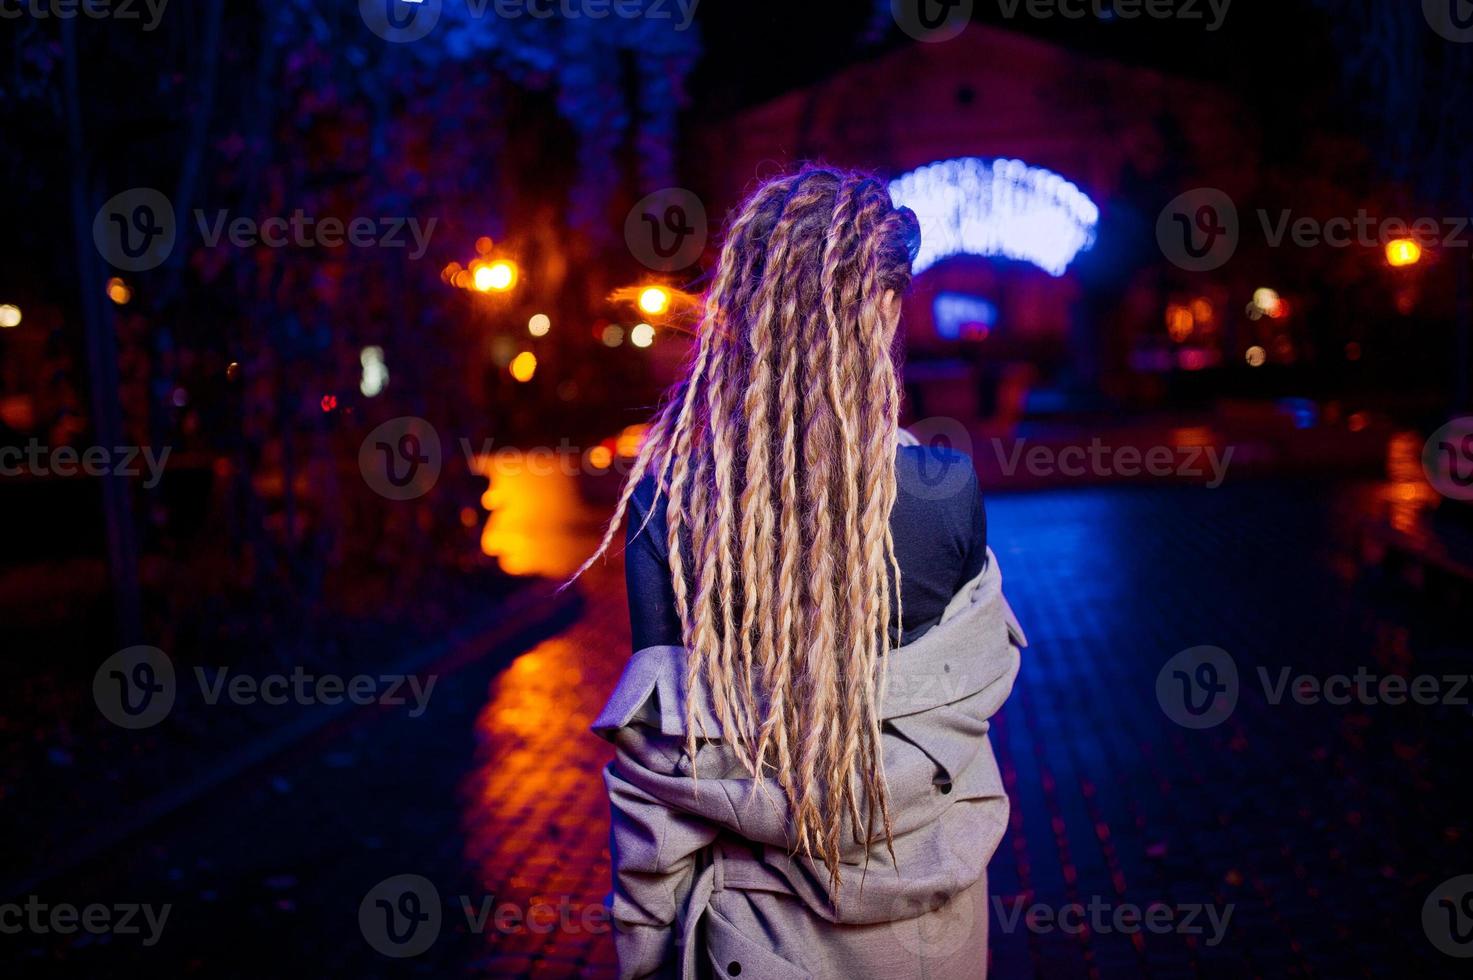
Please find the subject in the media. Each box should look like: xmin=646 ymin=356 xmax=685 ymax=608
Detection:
xmin=4 ymin=476 xmax=1472 ymax=978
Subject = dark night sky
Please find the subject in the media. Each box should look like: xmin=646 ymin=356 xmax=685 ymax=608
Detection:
xmin=687 ymin=1 xmax=1345 ymax=147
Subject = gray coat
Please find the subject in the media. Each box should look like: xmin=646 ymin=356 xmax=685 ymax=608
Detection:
xmin=593 ymin=548 xmax=1026 ymax=979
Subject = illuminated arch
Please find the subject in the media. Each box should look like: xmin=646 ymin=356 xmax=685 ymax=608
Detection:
xmin=889 ymin=157 xmax=1100 ymax=278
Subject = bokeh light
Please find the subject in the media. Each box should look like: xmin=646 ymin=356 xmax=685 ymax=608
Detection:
xmin=510 ymin=350 xmax=537 ymax=382
xmin=106 ymin=277 xmax=132 ymax=305
xmin=359 ymin=346 xmax=388 ymax=397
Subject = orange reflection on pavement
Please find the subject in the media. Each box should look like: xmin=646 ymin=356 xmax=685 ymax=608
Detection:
xmin=460 ymin=560 xmax=628 ymax=978
xmin=470 ymin=453 xmax=602 ymax=578
xmin=1381 ymin=431 xmax=1441 ymax=540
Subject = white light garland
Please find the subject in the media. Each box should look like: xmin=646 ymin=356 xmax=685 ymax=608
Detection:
xmin=889 ymin=158 xmax=1100 ymax=277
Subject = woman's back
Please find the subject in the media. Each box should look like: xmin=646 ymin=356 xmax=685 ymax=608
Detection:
xmin=576 ymin=166 xmax=1019 ymax=977
xmin=625 ymin=443 xmax=987 ymax=651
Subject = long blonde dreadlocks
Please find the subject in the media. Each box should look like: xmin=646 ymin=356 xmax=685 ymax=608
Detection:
xmin=571 ymin=167 xmax=920 ymax=899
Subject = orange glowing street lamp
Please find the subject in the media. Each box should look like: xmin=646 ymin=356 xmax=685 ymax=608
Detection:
xmin=474 ymin=259 xmax=518 ymax=292
xmin=637 ymin=285 xmax=671 ymax=316
xmin=1385 ymin=237 xmax=1422 ymax=268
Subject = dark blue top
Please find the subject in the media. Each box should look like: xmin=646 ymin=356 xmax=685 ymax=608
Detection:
xmin=625 ymin=445 xmax=987 ymax=650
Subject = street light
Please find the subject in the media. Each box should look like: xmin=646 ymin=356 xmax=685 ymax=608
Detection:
xmin=1385 ymin=238 xmax=1422 ymax=268
xmin=637 ymin=286 xmax=671 ymax=316
xmin=474 ymin=260 xmax=518 ymax=292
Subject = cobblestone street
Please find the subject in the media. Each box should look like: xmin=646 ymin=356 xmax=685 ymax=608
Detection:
xmin=7 ymin=478 xmax=1471 ymax=978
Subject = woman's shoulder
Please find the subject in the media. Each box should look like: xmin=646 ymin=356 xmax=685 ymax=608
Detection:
xmin=631 ymin=472 xmax=661 ymax=511
xmin=895 ymin=442 xmax=980 ymax=504
xmin=628 ymin=472 xmax=669 ymax=529
xmin=893 ymin=443 xmax=986 ymax=573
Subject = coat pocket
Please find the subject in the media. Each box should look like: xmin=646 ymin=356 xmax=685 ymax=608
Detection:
xmin=703 ymin=904 xmax=812 ymax=980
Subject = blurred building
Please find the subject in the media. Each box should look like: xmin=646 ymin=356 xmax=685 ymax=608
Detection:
xmin=695 ymin=24 xmax=1261 ymax=422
